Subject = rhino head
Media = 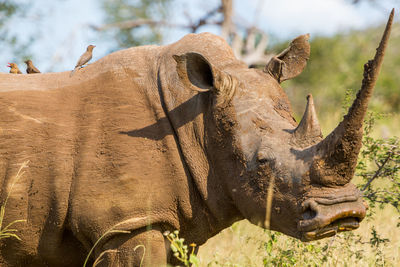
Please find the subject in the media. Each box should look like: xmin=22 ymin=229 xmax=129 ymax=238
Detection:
xmin=164 ymin=10 xmax=393 ymax=242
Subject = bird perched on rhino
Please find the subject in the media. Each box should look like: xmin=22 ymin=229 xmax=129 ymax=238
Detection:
xmin=70 ymin=45 xmax=96 ymax=77
xmin=7 ymin=63 xmax=22 ymax=74
xmin=24 ymin=59 xmax=41 ymax=74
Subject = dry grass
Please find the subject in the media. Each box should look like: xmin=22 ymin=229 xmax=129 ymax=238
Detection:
xmin=83 ymin=226 xmax=130 ymax=267
xmin=0 ymin=161 xmax=28 ymax=242
xmin=198 ymin=206 xmax=399 ymax=266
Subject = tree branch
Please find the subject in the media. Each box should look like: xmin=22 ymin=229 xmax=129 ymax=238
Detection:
xmin=220 ymin=0 xmax=233 ymax=39
xmin=91 ymin=19 xmax=189 ymax=31
xmin=92 ymin=0 xmax=274 ymax=67
xmin=92 ymin=5 xmax=222 ymax=33
xmin=362 ymin=150 xmax=394 ymax=191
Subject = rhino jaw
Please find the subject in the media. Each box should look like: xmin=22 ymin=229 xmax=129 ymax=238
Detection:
xmin=297 ymin=196 xmax=366 ymax=241
xmin=301 ymin=217 xmax=361 ymax=241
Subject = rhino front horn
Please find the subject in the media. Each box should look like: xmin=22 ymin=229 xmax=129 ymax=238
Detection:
xmin=311 ymin=9 xmax=394 ymax=186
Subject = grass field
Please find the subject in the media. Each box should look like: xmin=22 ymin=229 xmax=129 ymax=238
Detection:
xmin=198 ymin=206 xmax=399 ymax=266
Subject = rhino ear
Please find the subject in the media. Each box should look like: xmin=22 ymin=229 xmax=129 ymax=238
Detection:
xmin=173 ymin=52 xmax=215 ymax=92
xmin=173 ymin=52 xmax=237 ymax=107
xmin=264 ymin=34 xmax=310 ymax=83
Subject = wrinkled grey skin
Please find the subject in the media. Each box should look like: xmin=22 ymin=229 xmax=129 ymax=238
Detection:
xmin=0 ymin=10 xmax=393 ymax=266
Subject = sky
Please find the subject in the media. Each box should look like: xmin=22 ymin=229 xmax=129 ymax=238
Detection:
xmin=1 ymin=0 xmax=398 ymax=73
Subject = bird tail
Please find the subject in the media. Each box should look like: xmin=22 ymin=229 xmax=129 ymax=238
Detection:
xmin=69 ymin=67 xmax=78 ymax=77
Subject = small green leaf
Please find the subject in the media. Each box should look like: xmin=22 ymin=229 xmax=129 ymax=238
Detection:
xmin=189 ymin=254 xmax=200 ymax=267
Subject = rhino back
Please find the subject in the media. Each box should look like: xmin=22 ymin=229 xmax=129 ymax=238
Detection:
xmin=0 ymin=46 xmax=190 ymax=265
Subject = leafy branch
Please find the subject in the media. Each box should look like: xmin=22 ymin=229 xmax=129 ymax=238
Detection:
xmin=163 ymin=230 xmax=199 ymax=267
xmin=356 ymin=112 xmax=400 ymax=212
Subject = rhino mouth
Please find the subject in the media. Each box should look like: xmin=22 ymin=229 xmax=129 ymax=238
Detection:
xmin=298 ymin=197 xmax=366 ymax=241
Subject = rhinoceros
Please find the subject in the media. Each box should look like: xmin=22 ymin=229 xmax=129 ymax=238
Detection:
xmin=0 ymin=10 xmax=393 ymax=266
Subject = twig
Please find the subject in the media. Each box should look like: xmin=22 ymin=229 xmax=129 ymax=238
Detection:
xmin=362 ymin=151 xmax=394 ymax=191
xmin=91 ymin=19 xmax=188 ymax=31
xmin=134 ymin=245 xmax=146 ymax=267
xmin=220 ymin=0 xmax=233 ymax=39
xmin=364 ymin=190 xmax=400 ymax=198
xmin=83 ymin=227 xmax=130 ymax=267
xmin=92 ymin=4 xmax=222 ymax=33
xmin=189 ymin=5 xmax=222 ymax=33
xmin=92 ymin=249 xmax=118 ymax=267
xmin=324 ymin=234 xmax=337 ymax=258
xmin=264 ymin=176 xmax=275 ymax=229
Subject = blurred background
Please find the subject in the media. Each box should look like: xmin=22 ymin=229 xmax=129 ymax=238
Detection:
xmin=1 ymin=0 xmax=398 ymax=130
xmin=1 ymin=0 xmax=399 ymax=265
xmin=0 ymin=0 xmax=396 ymax=72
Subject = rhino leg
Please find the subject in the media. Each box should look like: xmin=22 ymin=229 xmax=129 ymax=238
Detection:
xmin=95 ymin=226 xmax=168 ymax=267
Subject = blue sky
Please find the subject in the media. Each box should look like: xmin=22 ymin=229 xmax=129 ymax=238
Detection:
xmin=1 ymin=0 xmax=398 ymax=73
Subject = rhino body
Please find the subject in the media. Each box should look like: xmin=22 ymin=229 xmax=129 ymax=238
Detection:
xmin=0 ymin=11 xmax=393 ymax=266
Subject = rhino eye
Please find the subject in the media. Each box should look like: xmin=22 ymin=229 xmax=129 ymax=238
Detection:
xmin=257 ymin=149 xmax=275 ymax=165
xmin=258 ymin=157 xmax=269 ymax=164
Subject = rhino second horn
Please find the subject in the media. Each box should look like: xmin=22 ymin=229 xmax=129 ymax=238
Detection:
xmin=311 ymin=9 xmax=394 ymax=186
xmin=293 ymin=94 xmax=322 ymax=145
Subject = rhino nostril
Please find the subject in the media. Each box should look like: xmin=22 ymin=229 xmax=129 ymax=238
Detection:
xmin=301 ymin=199 xmax=319 ymax=220
xmin=302 ymin=206 xmax=317 ymax=220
